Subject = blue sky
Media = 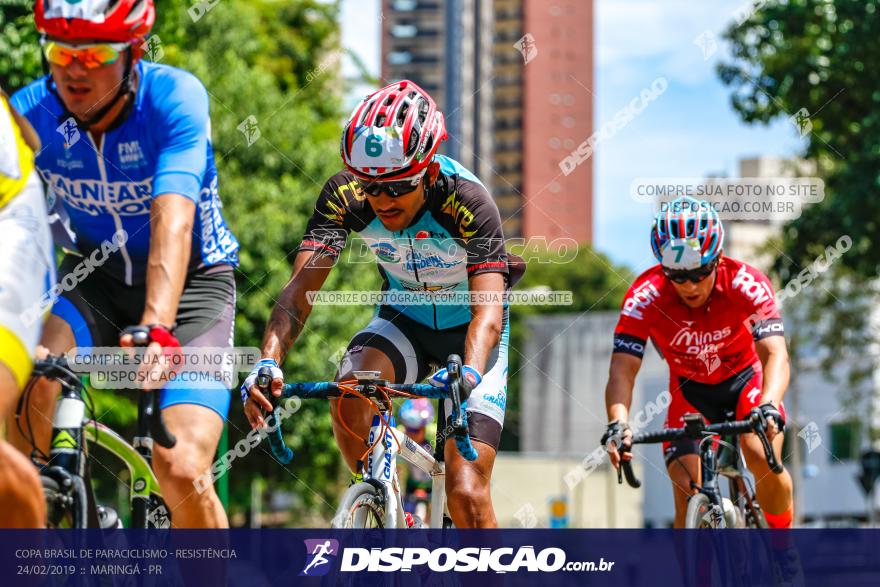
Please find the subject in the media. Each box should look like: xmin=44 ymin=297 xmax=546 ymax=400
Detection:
xmin=340 ymin=0 xmax=807 ymax=272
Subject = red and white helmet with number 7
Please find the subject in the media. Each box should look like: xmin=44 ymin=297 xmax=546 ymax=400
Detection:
xmin=341 ymin=80 xmax=448 ymax=181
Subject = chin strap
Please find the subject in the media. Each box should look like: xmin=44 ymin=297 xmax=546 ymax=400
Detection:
xmin=43 ymin=46 xmax=137 ymax=131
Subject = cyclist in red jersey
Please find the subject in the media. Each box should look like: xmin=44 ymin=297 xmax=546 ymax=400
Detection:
xmin=603 ymin=197 xmax=794 ymax=528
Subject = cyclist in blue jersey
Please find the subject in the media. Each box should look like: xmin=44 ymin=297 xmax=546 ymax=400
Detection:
xmin=242 ymin=80 xmax=520 ymax=528
xmin=9 ymin=0 xmax=239 ymax=527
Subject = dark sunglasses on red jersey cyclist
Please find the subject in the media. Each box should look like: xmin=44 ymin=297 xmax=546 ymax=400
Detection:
xmin=357 ymin=172 xmax=426 ymax=198
xmin=663 ymin=258 xmax=718 ymax=284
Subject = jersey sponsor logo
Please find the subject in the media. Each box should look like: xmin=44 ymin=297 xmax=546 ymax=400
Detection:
xmin=198 ymin=177 xmax=239 ymax=264
xmin=613 ymin=336 xmax=645 ymax=354
xmin=483 ymin=389 xmax=507 ymax=411
xmin=41 ymin=170 xmax=152 ymax=216
xmin=670 ymin=325 xmax=732 ymax=349
xmin=696 ymin=343 xmax=722 ymax=374
xmin=621 ymin=281 xmax=660 ymax=320
xmin=440 ymin=191 xmax=477 ymax=239
xmin=370 ymin=242 xmax=400 ymax=263
xmin=731 ymin=264 xmax=775 ymax=306
xmin=754 ymin=320 xmax=784 ymax=337
xmin=398 ymin=280 xmax=457 ymax=293
xmin=404 ymin=249 xmax=462 ymax=272
xmin=117 ymin=140 xmax=145 ymax=168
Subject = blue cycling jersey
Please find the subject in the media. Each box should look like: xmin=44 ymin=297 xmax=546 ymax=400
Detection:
xmin=11 ymin=61 xmax=239 ymax=285
xmin=301 ymin=155 xmax=521 ymax=329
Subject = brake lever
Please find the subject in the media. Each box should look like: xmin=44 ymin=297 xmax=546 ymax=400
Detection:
xmin=752 ymin=410 xmax=783 ymax=474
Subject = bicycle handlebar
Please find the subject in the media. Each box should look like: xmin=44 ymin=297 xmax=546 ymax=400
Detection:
xmin=32 ymin=354 xmax=177 ymax=449
xmin=617 ymin=410 xmax=782 ymax=488
xmin=255 ymin=354 xmax=478 ymax=465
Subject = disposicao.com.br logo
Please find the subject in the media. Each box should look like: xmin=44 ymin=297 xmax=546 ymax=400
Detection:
xmin=338 ymin=545 xmax=615 ymax=573
xmin=299 ymin=539 xmax=339 ymax=577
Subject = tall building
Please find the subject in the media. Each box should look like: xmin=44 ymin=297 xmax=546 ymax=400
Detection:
xmin=519 ymin=0 xmax=593 ymax=243
xmin=380 ymin=0 xmax=594 ymax=243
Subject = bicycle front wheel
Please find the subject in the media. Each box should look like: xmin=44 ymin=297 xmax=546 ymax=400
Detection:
xmin=685 ymin=493 xmax=717 ymax=528
xmin=332 ymin=482 xmax=386 ymax=528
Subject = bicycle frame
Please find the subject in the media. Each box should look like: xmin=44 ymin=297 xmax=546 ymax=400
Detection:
xmin=358 ymin=411 xmax=448 ymax=528
xmin=83 ymin=420 xmax=163 ymax=527
xmin=30 ymin=356 xmax=173 ymax=528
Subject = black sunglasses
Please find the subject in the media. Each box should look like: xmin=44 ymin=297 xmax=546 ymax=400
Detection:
xmin=663 ymin=259 xmax=718 ymax=284
xmin=357 ymin=174 xmax=425 ymax=198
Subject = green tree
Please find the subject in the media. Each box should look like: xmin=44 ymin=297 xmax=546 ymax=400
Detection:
xmin=4 ymin=0 xmax=366 ymax=524
xmin=718 ymin=0 xmax=880 ymax=279
xmin=719 ymin=0 xmax=880 ymax=448
xmin=0 ymin=2 xmax=42 ymax=89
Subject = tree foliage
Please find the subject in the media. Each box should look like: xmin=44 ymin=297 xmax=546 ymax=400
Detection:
xmin=3 ymin=0 xmax=370 ymax=523
xmin=718 ymin=0 xmax=880 ymax=279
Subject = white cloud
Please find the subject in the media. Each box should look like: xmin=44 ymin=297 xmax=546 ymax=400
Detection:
xmin=597 ymin=0 xmax=748 ymax=86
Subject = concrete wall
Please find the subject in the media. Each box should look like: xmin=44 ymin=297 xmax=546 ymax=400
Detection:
xmin=491 ymin=454 xmax=643 ymax=528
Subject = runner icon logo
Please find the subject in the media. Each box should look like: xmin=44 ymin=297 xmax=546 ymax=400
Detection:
xmin=300 ymin=539 xmax=340 ymax=576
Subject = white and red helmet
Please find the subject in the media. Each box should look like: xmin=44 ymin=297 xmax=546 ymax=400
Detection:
xmin=341 ymin=80 xmax=447 ymax=181
xmin=35 ymin=0 xmax=155 ymax=43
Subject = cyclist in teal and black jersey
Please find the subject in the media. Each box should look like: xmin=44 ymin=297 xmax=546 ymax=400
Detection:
xmin=242 ymin=80 xmax=521 ymax=528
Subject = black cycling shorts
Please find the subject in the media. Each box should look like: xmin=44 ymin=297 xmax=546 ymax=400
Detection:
xmin=50 ymin=256 xmax=236 ymax=419
xmin=344 ymin=306 xmax=510 ymax=451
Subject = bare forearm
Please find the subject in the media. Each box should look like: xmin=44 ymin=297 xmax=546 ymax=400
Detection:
xmin=605 ymin=354 xmax=641 ymax=422
xmin=760 ymin=351 xmax=790 ymax=406
xmin=606 ymin=375 xmax=634 ymax=421
xmin=464 ymin=311 xmax=502 ymax=374
xmin=261 ymin=293 xmax=310 ymax=364
xmin=141 ymin=200 xmax=193 ymax=326
xmin=259 ymin=251 xmax=332 ymax=364
xmin=756 ymin=337 xmax=790 ymax=406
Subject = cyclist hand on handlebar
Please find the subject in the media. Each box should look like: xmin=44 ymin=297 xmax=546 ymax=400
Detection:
xmin=241 ymin=358 xmax=284 ymax=429
xmin=120 ymin=324 xmax=182 ymax=391
xmin=428 ymin=364 xmax=481 ymax=395
xmin=601 ymin=420 xmax=633 ymax=469
xmin=757 ymin=402 xmax=785 ymax=441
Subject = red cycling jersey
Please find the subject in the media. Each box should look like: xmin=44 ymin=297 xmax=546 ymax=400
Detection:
xmin=612 ymin=256 xmax=784 ymax=384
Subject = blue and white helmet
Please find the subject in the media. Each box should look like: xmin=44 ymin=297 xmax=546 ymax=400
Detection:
xmin=650 ymin=197 xmax=724 ymax=269
xmin=398 ymin=398 xmax=434 ymax=429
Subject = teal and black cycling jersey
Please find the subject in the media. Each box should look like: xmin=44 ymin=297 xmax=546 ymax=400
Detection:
xmin=300 ymin=155 xmax=519 ymax=329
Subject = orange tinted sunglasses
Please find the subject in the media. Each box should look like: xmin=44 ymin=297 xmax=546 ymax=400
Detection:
xmin=41 ymin=40 xmax=130 ymax=69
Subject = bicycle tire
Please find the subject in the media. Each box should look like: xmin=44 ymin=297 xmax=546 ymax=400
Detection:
xmin=332 ymin=482 xmax=386 ymax=528
xmin=685 ymin=493 xmax=717 ymax=528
